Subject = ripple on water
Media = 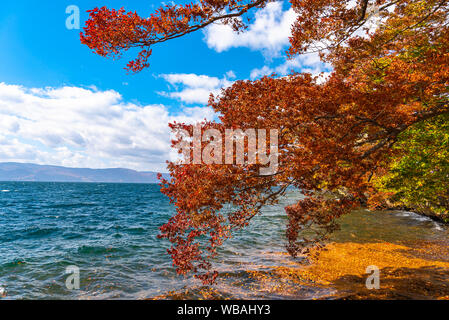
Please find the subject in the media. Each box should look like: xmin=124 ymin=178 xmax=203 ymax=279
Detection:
xmin=76 ymin=245 xmax=123 ymax=255
xmin=0 ymin=184 xmax=447 ymax=299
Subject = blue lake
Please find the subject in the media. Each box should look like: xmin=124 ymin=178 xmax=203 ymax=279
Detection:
xmin=0 ymin=182 xmax=447 ymax=299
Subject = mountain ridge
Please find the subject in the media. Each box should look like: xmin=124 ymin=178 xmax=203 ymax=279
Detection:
xmin=0 ymin=162 xmax=169 ymax=183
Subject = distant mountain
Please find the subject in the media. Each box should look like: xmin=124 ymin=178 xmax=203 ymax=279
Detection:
xmin=0 ymin=162 xmax=169 ymax=183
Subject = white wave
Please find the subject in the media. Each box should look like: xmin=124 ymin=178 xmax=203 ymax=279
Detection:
xmin=398 ymin=211 xmax=431 ymax=222
xmin=433 ymin=222 xmax=444 ymax=231
xmin=397 ymin=210 xmax=447 ymax=231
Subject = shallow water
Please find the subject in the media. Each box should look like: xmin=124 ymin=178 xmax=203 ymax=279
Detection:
xmin=0 ymin=182 xmax=447 ymax=299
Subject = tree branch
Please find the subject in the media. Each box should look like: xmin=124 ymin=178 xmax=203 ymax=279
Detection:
xmin=358 ymin=0 xmax=370 ymax=23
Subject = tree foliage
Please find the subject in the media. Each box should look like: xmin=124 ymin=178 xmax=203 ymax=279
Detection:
xmin=374 ymin=114 xmax=449 ymax=220
xmin=81 ymin=0 xmax=449 ymax=282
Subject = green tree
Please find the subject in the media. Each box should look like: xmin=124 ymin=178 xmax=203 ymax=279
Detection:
xmin=375 ymin=114 xmax=449 ymax=221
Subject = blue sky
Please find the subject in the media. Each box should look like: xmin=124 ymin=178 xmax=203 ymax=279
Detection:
xmin=0 ymin=1 xmax=329 ymax=172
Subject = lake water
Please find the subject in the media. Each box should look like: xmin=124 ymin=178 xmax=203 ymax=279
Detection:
xmin=0 ymin=182 xmax=447 ymax=299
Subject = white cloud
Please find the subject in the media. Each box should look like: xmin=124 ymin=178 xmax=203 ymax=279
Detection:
xmin=250 ymin=65 xmax=274 ymax=80
xmin=159 ymin=73 xmax=234 ymax=104
xmin=250 ymin=53 xmax=332 ymax=82
xmin=225 ymin=70 xmax=236 ymax=79
xmin=0 ymin=83 xmax=214 ymax=172
xmin=202 ymin=1 xmax=333 ymax=81
xmin=203 ymin=2 xmax=297 ymax=57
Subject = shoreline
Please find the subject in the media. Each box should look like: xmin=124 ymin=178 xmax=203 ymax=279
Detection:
xmin=246 ymin=240 xmax=449 ymax=300
xmin=151 ymin=208 xmax=449 ymax=300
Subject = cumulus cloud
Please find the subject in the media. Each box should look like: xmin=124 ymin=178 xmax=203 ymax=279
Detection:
xmin=203 ymin=2 xmax=297 ymax=57
xmin=0 ymin=83 xmax=214 ymax=172
xmin=202 ymin=1 xmax=333 ymax=81
xmin=159 ymin=73 xmax=234 ymax=104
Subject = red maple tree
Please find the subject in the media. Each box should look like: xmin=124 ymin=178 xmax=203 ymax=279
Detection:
xmin=81 ymin=0 xmax=449 ymax=283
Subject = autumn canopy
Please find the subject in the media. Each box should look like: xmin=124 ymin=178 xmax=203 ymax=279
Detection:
xmin=81 ymin=0 xmax=449 ymax=283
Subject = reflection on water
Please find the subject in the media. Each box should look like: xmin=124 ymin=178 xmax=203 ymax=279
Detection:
xmin=159 ymin=190 xmax=449 ymax=300
xmin=333 ymin=209 xmax=448 ymax=243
